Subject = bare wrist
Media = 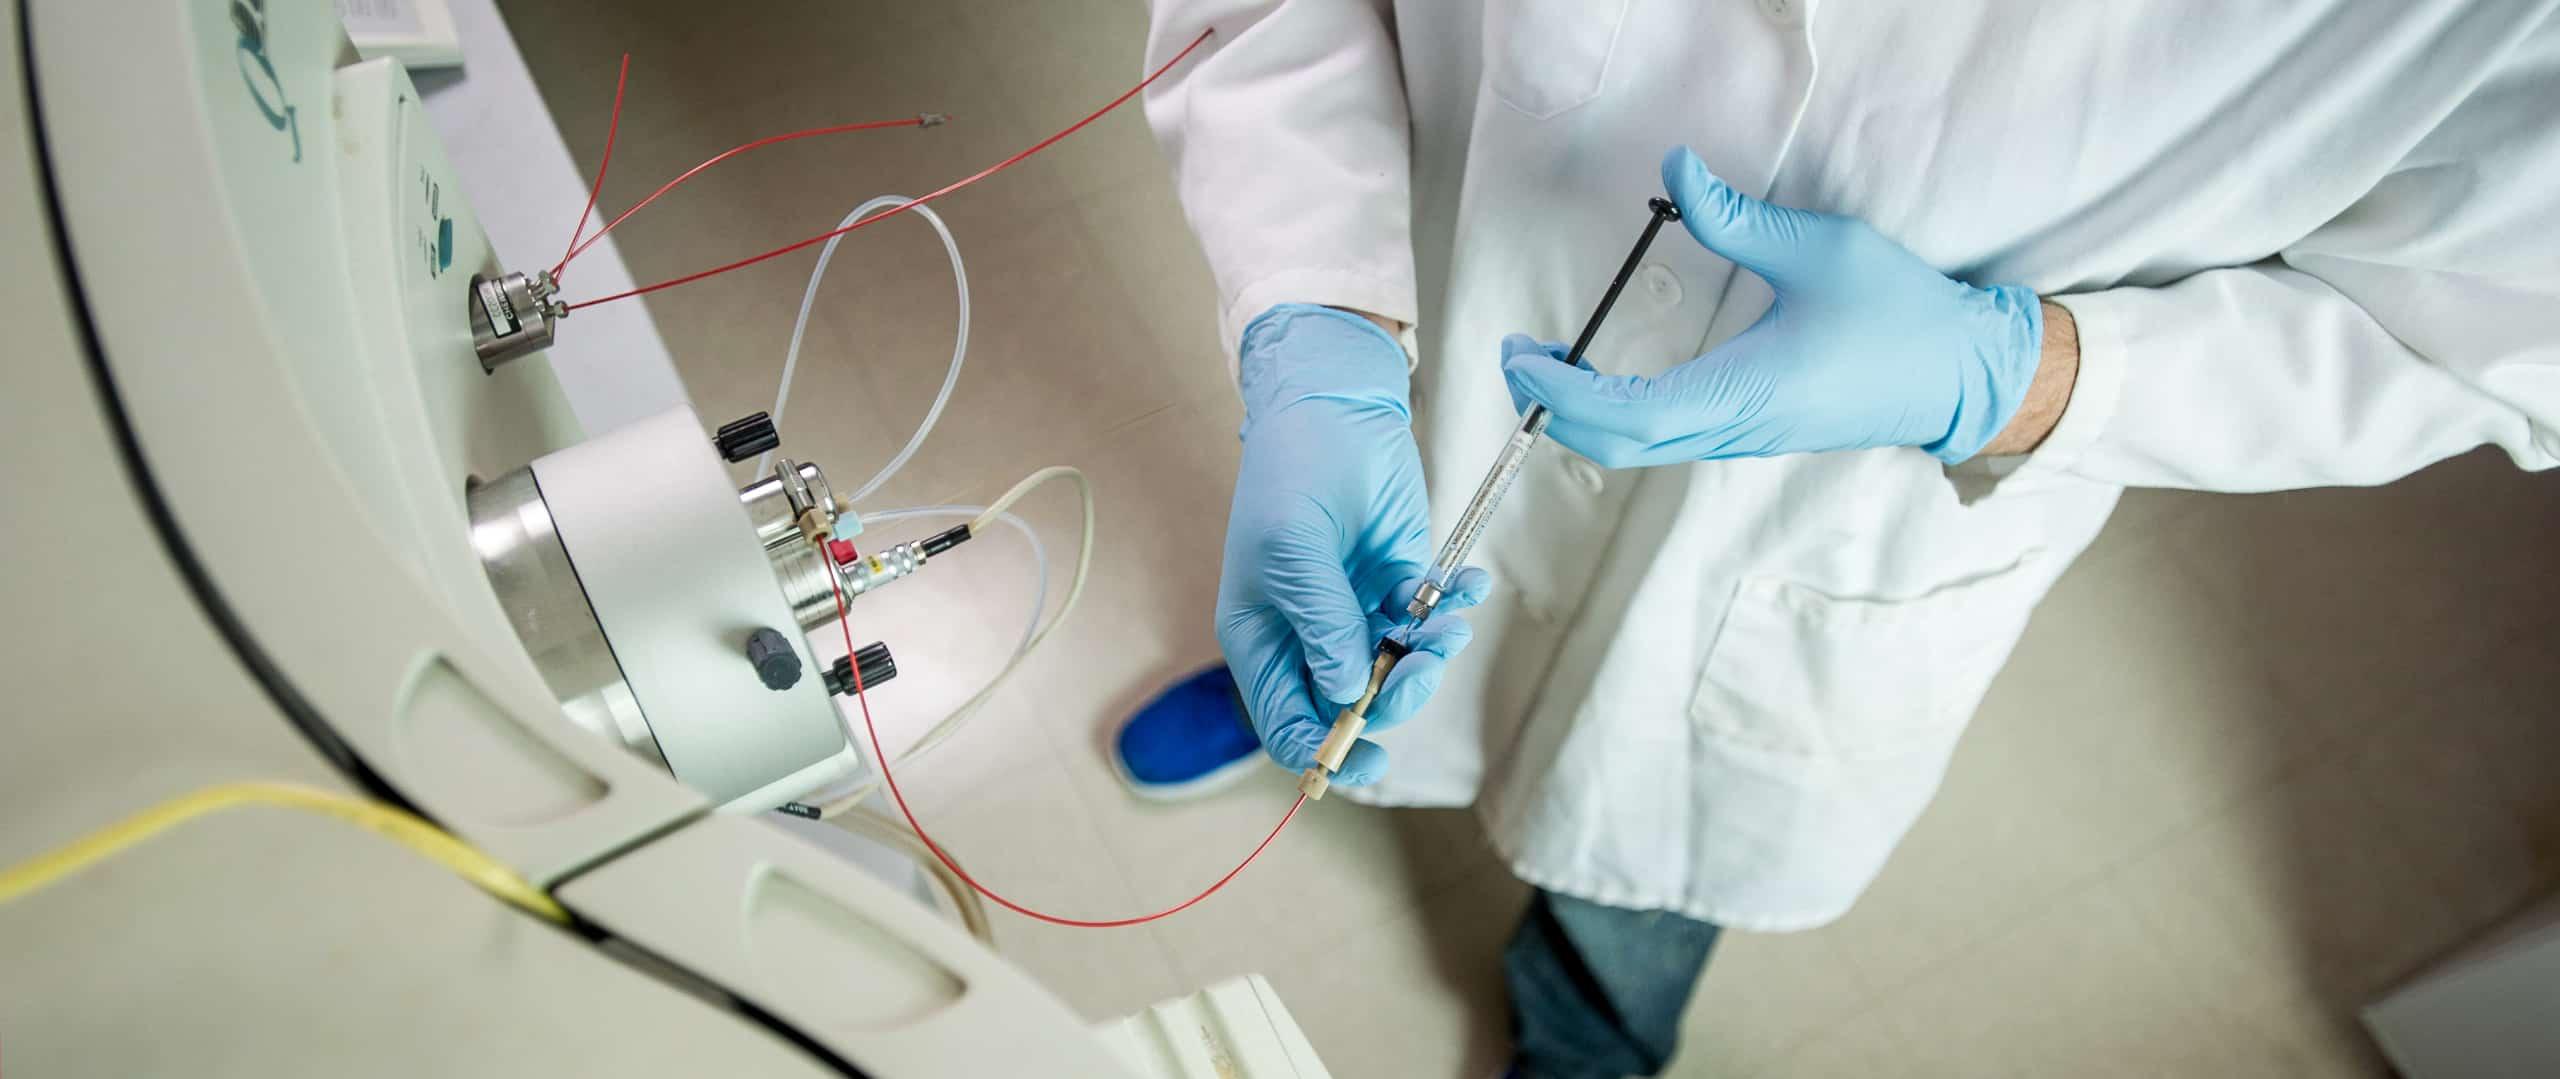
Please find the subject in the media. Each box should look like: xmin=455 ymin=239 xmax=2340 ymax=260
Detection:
xmin=1980 ymin=299 xmax=2079 ymax=457
xmin=1329 ymin=306 xmax=1407 ymax=336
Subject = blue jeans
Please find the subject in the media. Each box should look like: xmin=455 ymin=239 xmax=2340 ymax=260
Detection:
xmin=1504 ymin=888 xmax=1722 ymax=1079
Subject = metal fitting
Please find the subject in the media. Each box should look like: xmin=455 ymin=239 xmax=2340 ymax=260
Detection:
xmin=837 ymin=540 xmax=928 ymax=600
xmin=1407 ymin=579 xmax=1447 ymax=622
xmin=769 ymin=455 xmax=841 ymax=545
xmin=740 ymin=459 xmax=855 ymax=632
xmin=470 ymin=269 xmax=566 ymax=372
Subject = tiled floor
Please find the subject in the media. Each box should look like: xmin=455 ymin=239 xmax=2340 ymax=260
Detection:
xmin=509 ymin=3 xmax=2560 ymax=1075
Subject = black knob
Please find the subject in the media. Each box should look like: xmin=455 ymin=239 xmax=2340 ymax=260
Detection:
xmin=714 ymin=412 xmax=779 ymax=463
xmin=823 ymin=642 xmax=897 ymax=695
xmin=743 ymin=627 xmax=801 ymax=690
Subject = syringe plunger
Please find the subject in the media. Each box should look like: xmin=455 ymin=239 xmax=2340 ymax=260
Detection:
xmin=1403 ymin=198 xmax=1679 ymax=624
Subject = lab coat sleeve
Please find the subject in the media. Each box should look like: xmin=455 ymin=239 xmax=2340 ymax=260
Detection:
xmin=1142 ymin=0 xmax=1418 ymax=360
xmin=2014 ymin=19 xmax=2560 ymax=494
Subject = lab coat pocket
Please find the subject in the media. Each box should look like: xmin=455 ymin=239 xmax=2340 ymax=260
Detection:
xmin=1486 ymin=0 xmax=1632 ymax=119
xmin=1692 ymin=554 xmax=2045 ymax=761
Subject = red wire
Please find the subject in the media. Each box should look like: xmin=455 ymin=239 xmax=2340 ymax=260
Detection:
xmin=827 ymin=537 xmax=1304 ymax=930
xmin=555 ymin=115 xmax=938 ymax=274
xmin=565 ymin=26 xmax=1217 ymax=312
xmin=556 ymin=53 xmax=631 ymax=283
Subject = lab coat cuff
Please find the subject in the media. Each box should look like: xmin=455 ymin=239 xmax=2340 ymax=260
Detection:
xmin=1221 ymin=268 xmax=1420 ymax=378
xmin=1957 ymin=291 xmax=2127 ymax=500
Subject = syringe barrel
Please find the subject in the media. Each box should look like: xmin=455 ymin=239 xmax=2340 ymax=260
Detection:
xmin=1406 ymin=199 xmax=1676 ymax=624
xmin=1412 ymin=409 xmax=1546 ymax=620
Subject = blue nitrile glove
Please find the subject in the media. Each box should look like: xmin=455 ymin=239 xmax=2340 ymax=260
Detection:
xmin=1219 ymin=303 xmax=1493 ymax=787
xmin=1501 ymin=146 xmax=2044 ymax=467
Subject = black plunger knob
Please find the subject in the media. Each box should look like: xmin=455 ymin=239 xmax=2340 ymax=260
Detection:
xmin=714 ymin=412 xmax=780 ymax=463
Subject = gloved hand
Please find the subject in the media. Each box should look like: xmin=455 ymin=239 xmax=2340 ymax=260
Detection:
xmin=1502 ymin=146 xmax=2045 ymax=466
xmin=1219 ymin=303 xmax=1491 ymax=787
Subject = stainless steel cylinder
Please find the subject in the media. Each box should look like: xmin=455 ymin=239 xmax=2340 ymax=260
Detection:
xmin=773 ymin=544 xmax=843 ymax=632
xmin=468 ymin=270 xmax=562 ymax=372
xmin=465 ymin=467 xmax=668 ymax=769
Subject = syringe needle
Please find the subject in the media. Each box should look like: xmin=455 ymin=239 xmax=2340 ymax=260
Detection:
xmin=1299 ymin=197 xmax=1683 ymax=800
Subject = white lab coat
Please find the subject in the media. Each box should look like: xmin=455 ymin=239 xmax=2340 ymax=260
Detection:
xmin=1144 ymin=0 xmax=2560 ymax=931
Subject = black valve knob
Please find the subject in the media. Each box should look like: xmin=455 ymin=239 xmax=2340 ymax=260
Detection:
xmin=743 ymin=627 xmax=802 ymax=690
xmin=823 ymin=642 xmax=897 ymax=695
xmin=714 ymin=412 xmax=779 ymax=463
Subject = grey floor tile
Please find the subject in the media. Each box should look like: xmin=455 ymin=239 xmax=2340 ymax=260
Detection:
xmin=1259 ymin=863 xmax=1529 ymax=1079
xmin=2114 ymin=748 xmax=2489 ymax=1033
xmin=1869 ymin=884 xmax=2253 ymax=1078
xmin=2164 ymin=448 xmax=2560 ymax=739
xmin=1823 ymin=536 xmax=2308 ymax=992
xmin=1666 ymin=927 xmax=1883 ymax=1078
xmin=1727 ymin=1014 xmax=1919 ymax=1079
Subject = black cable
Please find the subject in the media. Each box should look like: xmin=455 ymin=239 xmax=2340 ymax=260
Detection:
xmin=17 ymin=13 xmax=873 ymax=1075
xmin=18 ymin=5 xmax=412 ymax=813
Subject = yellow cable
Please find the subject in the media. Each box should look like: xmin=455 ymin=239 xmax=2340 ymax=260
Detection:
xmin=0 ymin=780 xmax=569 ymax=924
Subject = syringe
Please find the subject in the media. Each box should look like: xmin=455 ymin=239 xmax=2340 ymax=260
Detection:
xmin=1300 ymin=197 xmax=1683 ymax=799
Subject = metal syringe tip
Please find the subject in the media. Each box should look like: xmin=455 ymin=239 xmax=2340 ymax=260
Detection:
xmin=1406 ymin=579 xmax=1446 ymax=622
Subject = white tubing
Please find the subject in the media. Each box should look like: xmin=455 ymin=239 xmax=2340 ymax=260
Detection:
xmin=837 ymin=804 xmax=993 ymax=945
xmin=800 ymin=506 xmax=1045 ymax=811
xmin=818 ymin=467 xmax=1094 ymax=819
xmin=862 ymin=507 xmax=1046 ymax=664
xmin=865 ymin=507 xmax=1044 ymax=666
xmin=757 ymin=193 xmax=969 ymax=497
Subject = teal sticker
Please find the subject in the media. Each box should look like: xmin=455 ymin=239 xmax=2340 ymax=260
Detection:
xmin=230 ymin=0 xmax=302 ymax=163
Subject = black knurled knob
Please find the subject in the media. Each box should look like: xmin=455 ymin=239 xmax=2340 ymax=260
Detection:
xmin=714 ymin=412 xmax=779 ymax=463
xmin=744 ymin=627 xmax=802 ymax=690
xmin=824 ymin=642 xmax=897 ymax=695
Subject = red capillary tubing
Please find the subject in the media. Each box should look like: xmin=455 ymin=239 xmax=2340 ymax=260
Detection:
xmin=554 ymin=53 xmax=629 ymax=285
xmin=554 ymin=114 xmax=941 ymax=277
xmin=827 ymin=552 xmax=1305 ymax=930
xmin=564 ymin=28 xmax=1276 ymax=926
xmin=561 ymin=26 xmax=1217 ymax=312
